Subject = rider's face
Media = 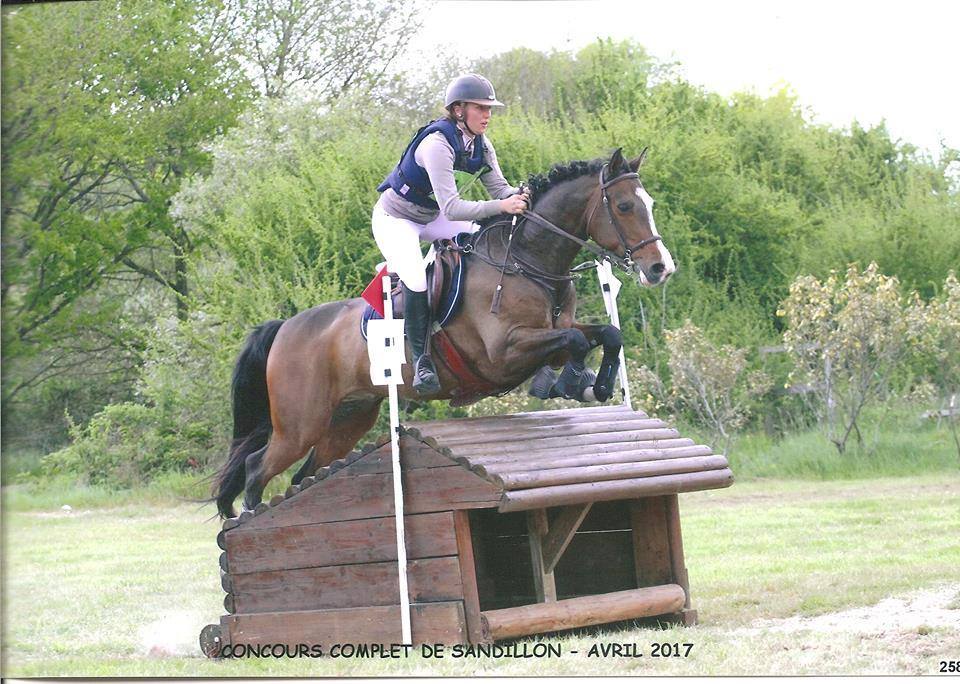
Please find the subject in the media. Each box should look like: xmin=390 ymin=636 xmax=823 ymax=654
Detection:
xmin=460 ymin=102 xmax=491 ymax=134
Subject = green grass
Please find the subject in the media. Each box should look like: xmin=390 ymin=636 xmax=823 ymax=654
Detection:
xmin=3 ymin=475 xmax=958 ymax=676
xmin=1 ymin=471 xmax=215 ymax=513
xmin=680 ymin=403 xmax=959 ymax=480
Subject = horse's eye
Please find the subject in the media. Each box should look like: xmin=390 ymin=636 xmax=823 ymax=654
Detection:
xmin=617 ymin=201 xmax=634 ymax=212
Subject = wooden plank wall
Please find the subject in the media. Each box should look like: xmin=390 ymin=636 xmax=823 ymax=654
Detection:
xmin=218 ymin=436 xmax=502 ymax=646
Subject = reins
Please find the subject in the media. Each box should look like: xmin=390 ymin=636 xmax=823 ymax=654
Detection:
xmin=496 ymin=165 xmax=662 ymax=276
xmin=445 ymin=165 xmax=662 ymax=316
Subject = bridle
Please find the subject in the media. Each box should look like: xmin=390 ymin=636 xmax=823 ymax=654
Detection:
xmin=457 ymin=163 xmax=665 ymax=316
xmin=585 ymin=163 xmax=663 ymax=267
xmin=521 ymin=164 xmax=662 ymax=275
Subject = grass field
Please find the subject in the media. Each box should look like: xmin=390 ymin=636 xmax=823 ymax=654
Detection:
xmin=2 ymin=474 xmax=958 ymax=676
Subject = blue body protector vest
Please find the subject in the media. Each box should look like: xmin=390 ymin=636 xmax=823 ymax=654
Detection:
xmin=377 ymin=118 xmax=487 ymax=210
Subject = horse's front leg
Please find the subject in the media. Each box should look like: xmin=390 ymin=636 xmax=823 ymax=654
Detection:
xmin=501 ymin=326 xmax=597 ymax=401
xmin=573 ymin=323 xmax=623 ymax=402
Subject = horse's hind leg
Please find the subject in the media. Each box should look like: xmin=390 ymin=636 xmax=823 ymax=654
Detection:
xmin=290 ymin=447 xmax=316 ymax=486
xmin=284 ymin=397 xmax=384 ymax=487
xmin=318 ymin=397 xmax=386 ymax=470
xmin=242 ymin=435 xmax=310 ymax=512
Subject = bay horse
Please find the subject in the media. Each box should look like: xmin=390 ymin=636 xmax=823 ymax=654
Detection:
xmin=213 ymin=147 xmax=675 ymax=518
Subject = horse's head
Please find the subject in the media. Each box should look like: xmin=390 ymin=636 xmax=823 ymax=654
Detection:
xmin=585 ymin=148 xmax=676 ymax=286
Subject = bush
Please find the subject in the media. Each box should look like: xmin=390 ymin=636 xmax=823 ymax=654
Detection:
xmin=779 ymin=262 xmax=929 ymax=454
xmin=628 ymin=320 xmax=771 ymax=453
xmin=44 ymin=403 xmax=184 ymax=487
xmin=923 ymin=271 xmax=960 ymax=459
xmin=42 ymin=314 xmax=232 ymax=488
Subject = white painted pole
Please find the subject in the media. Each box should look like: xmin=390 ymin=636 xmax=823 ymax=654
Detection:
xmin=381 ymin=275 xmax=412 ymax=645
xmin=596 ymin=261 xmax=632 ymax=409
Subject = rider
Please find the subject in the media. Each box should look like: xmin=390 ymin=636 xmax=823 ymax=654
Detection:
xmin=374 ymin=73 xmax=529 ymax=395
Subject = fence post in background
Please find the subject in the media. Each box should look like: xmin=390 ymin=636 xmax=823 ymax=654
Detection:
xmin=596 ymin=260 xmax=631 ymax=409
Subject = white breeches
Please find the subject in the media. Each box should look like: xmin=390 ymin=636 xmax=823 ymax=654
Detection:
xmin=371 ymin=204 xmax=478 ymax=292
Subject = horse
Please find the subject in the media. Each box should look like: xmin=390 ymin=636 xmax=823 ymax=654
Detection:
xmin=213 ymin=147 xmax=675 ymax=518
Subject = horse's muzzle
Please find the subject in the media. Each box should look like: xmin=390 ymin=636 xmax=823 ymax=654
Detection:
xmin=634 ymin=261 xmax=669 ymax=287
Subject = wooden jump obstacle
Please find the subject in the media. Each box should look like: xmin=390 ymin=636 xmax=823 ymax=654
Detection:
xmin=200 ymin=403 xmax=733 ymax=654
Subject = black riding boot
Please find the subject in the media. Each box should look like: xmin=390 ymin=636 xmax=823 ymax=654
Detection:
xmin=402 ymin=284 xmax=441 ymax=395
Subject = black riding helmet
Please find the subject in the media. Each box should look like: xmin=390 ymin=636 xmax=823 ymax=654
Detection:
xmin=444 ymin=74 xmax=505 ymax=108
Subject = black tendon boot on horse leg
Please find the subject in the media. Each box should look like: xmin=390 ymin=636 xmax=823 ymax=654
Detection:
xmin=529 ymin=324 xmax=621 ymax=403
xmin=528 ymin=328 xmax=597 ymax=401
xmin=402 ymin=284 xmax=441 ymax=395
xmin=589 ymin=324 xmax=622 ymax=402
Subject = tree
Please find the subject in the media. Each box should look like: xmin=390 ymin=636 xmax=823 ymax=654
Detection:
xmin=1 ymin=0 xmax=250 ymax=430
xmin=230 ymin=0 xmax=425 ymax=100
xmin=779 ymin=263 xmax=928 ymax=453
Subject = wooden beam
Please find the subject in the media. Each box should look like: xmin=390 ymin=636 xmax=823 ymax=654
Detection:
xmin=228 ymin=557 xmax=462 ymax=615
xmin=481 ymin=584 xmax=686 ymax=641
xmin=526 ymin=509 xmax=556 ymax=602
xmin=630 ymin=497 xmax=672 ymax=587
xmin=541 ymin=503 xmax=592 ymax=573
xmin=664 ymin=494 xmax=691 ymax=609
xmin=223 ymin=602 xmax=466 ymax=646
xmin=498 ymin=468 xmax=734 ymax=512
xmin=492 ymin=455 xmax=729 ymax=489
xmin=453 ymin=510 xmax=485 ymax=644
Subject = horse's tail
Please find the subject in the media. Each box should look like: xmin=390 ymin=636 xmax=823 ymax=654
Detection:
xmin=213 ymin=319 xmax=285 ymax=519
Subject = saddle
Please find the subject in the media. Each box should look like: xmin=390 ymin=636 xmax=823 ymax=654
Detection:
xmin=360 ymin=234 xmax=503 ymax=406
xmin=360 ymin=234 xmax=468 ymax=329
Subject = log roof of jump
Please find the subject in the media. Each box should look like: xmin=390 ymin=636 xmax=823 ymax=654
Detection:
xmin=219 ymin=404 xmax=732 ymax=535
xmin=405 ymin=404 xmax=733 ymax=512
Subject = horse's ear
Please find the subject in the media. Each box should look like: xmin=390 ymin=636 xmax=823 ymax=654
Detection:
xmin=609 ymin=147 xmax=626 ymax=174
xmin=628 ymin=147 xmax=648 ymax=172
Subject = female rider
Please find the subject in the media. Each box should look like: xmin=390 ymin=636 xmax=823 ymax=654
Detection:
xmin=374 ymin=73 xmax=529 ymax=395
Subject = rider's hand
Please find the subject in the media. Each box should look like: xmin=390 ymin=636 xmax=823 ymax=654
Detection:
xmin=500 ymin=194 xmax=527 ymax=215
xmin=518 ymin=184 xmax=532 ymax=207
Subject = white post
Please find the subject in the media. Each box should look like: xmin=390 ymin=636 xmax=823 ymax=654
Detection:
xmin=596 ymin=260 xmax=632 ymax=409
xmin=365 ymin=276 xmax=412 ymax=645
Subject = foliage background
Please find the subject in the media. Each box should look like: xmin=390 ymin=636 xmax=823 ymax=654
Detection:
xmin=2 ymin=1 xmax=959 ymax=489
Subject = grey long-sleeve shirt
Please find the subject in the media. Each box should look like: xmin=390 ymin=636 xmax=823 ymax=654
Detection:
xmin=376 ymin=124 xmax=518 ymax=225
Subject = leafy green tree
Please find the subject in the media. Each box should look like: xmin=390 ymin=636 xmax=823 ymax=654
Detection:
xmin=1 ymin=0 xmax=251 ymax=440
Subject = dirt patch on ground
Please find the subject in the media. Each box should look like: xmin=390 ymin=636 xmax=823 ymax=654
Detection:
xmin=138 ymin=610 xmax=209 ymax=657
xmin=740 ymin=584 xmax=960 ymax=636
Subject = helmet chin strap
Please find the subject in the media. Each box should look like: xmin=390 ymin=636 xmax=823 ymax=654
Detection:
xmin=457 ymin=105 xmax=480 ymax=137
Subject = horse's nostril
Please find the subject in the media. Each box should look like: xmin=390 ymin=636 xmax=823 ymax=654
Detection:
xmin=651 ymin=262 xmax=665 ymax=275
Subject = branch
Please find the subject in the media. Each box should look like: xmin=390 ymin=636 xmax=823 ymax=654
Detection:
xmin=119 ymin=256 xmax=169 ymax=287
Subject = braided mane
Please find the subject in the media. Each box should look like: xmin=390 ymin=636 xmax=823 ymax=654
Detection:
xmin=526 ymin=158 xmax=606 ymax=197
xmin=477 ymin=155 xmax=630 ymax=229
